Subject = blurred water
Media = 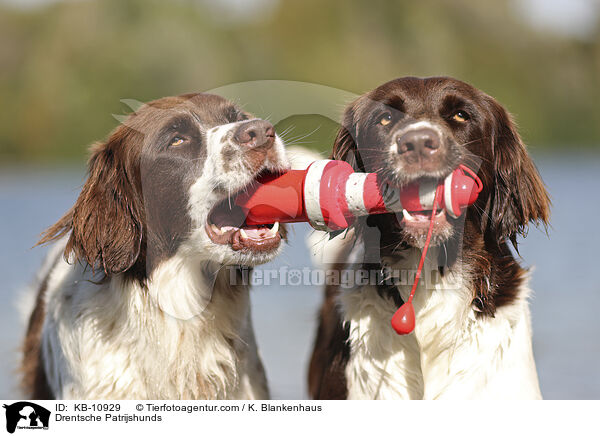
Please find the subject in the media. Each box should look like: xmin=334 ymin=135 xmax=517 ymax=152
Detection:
xmin=1 ymin=154 xmax=599 ymax=399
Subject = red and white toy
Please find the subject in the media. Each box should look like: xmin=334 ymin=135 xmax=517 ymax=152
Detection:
xmin=236 ymin=159 xmax=482 ymax=231
xmin=236 ymin=159 xmax=483 ymax=336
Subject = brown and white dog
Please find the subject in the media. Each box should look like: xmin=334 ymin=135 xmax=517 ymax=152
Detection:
xmin=308 ymin=77 xmax=550 ymax=399
xmin=21 ymin=93 xmax=289 ymax=399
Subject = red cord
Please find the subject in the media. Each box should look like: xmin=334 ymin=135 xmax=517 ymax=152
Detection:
xmin=390 ymin=184 xmax=443 ymax=334
xmin=407 ymin=165 xmax=479 ymax=304
xmin=406 ymin=184 xmax=443 ymax=304
xmin=391 ymin=167 xmax=480 ymax=334
xmin=458 ymin=164 xmax=483 ymax=193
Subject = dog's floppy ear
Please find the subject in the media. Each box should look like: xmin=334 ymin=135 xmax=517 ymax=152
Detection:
xmin=484 ymin=98 xmax=551 ymax=247
xmin=39 ymin=127 xmax=144 ymax=275
xmin=332 ymin=100 xmax=365 ymax=171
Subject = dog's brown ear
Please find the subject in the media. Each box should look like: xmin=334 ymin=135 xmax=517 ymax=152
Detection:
xmin=39 ymin=127 xmax=144 ymax=275
xmin=484 ymin=99 xmax=551 ymax=247
xmin=332 ymin=101 xmax=364 ymax=171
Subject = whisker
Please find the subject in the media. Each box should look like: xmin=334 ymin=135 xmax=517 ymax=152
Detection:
xmin=284 ymin=140 xmax=318 ymax=146
xmin=282 ymin=125 xmax=323 ymax=145
xmin=277 ymin=125 xmax=296 ymax=141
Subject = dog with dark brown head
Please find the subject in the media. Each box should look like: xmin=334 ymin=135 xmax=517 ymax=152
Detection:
xmin=308 ymin=77 xmax=550 ymax=399
xmin=22 ymin=93 xmax=288 ymax=399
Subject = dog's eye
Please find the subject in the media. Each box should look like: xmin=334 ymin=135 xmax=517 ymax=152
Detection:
xmin=379 ymin=113 xmax=392 ymax=126
xmin=452 ymin=111 xmax=470 ymax=123
xmin=170 ymin=137 xmax=185 ymax=147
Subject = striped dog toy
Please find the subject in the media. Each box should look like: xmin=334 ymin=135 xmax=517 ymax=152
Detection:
xmin=235 ymin=160 xmax=482 ymax=232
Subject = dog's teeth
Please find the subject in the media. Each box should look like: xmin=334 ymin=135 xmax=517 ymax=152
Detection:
xmin=270 ymin=221 xmax=280 ymax=236
xmin=402 ymin=209 xmax=415 ymax=221
xmin=240 ymin=228 xmax=248 ymax=239
xmin=211 ymin=224 xmax=223 ymax=234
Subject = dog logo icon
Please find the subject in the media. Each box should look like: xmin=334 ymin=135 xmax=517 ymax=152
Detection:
xmin=2 ymin=402 xmax=50 ymax=433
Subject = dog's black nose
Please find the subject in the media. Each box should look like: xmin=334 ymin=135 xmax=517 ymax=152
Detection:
xmin=234 ymin=120 xmax=275 ymax=148
xmin=396 ymin=128 xmax=441 ymax=156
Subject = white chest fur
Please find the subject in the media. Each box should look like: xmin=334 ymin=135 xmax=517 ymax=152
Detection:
xmin=40 ymin=249 xmax=268 ymax=400
xmin=341 ymin=249 xmax=542 ymax=400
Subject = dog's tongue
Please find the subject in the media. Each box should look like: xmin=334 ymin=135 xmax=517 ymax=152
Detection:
xmin=242 ymin=226 xmax=272 ymax=240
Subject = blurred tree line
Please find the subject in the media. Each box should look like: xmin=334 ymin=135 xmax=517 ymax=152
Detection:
xmin=0 ymin=0 xmax=599 ymax=163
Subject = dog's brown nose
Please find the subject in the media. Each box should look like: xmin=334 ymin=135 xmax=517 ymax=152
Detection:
xmin=396 ymin=128 xmax=441 ymax=156
xmin=234 ymin=120 xmax=275 ymax=148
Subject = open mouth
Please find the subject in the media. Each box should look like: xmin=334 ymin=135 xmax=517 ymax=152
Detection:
xmin=398 ymin=206 xmax=453 ymax=245
xmin=401 ymin=208 xmax=448 ymax=230
xmin=393 ymin=175 xmax=454 ymax=236
xmin=206 ymin=176 xmax=282 ymax=253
